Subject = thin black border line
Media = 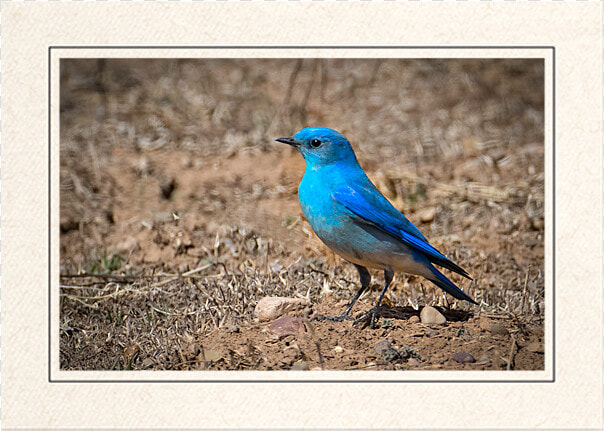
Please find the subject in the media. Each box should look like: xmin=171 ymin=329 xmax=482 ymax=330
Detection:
xmin=50 ymin=45 xmax=555 ymax=384
xmin=49 ymin=46 xmax=53 ymax=384
xmin=51 ymin=45 xmax=554 ymax=49
xmin=551 ymin=46 xmax=556 ymax=383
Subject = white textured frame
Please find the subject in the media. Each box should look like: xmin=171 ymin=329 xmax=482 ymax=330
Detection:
xmin=2 ymin=2 xmax=602 ymax=429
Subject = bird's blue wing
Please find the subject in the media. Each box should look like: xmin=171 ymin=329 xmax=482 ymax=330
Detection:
xmin=332 ymin=183 xmax=471 ymax=279
xmin=333 ymin=182 xmax=427 ymax=240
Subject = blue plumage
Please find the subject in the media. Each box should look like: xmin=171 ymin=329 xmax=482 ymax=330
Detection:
xmin=276 ymin=127 xmax=476 ymax=326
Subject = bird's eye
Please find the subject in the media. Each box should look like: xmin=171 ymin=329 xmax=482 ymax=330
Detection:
xmin=310 ymin=139 xmax=322 ymax=148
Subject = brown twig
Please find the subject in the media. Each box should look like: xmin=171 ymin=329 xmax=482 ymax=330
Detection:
xmin=60 ymin=263 xmax=217 ymax=285
xmin=521 ymin=266 xmax=530 ymax=314
xmin=303 ymin=311 xmax=324 ymax=370
xmin=506 ymin=334 xmax=517 ymax=370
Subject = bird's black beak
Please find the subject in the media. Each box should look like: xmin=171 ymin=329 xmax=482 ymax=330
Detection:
xmin=275 ymin=137 xmax=299 ymax=147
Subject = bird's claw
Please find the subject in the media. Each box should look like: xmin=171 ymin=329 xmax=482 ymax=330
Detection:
xmin=353 ymin=307 xmax=380 ymax=329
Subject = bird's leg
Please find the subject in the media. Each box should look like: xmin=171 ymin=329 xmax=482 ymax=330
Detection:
xmin=339 ymin=265 xmax=371 ymax=320
xmin=354 ymin=267 xmax=394 ymax=329
xmin=313 ymin=265 xmax=371 ymax=322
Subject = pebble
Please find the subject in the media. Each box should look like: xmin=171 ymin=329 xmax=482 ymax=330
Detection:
xmin=254 ymin=297 xmax=310 ymax=321
xmin=398 ymin=345 xmax=420 ymax=360
xmin=334 ymin=346 xmax=344 ymax=353
xmin=420 ymin=306 xmax=446 ymax=325
xmin=269 ymin=316 xmax=305 ymax=336
xmin=479 ymin=318 xmax=509 ymax=336
xmin=526 ymin=341 xmax=544 ymax=353
xmin=452 ymin=352 xmax=476 ymax=363
xmin=408 ymin=358 xmax=421 ymax=367
xmin=291 ymin=361 xmax=309 ymax=371
xmin=375 ymin=340 xmax=401 ymax=363
xmin=490 ymin=322 xmax=509 ymax=336
xmin=408 ymin=315 xmax=420 ymax=324
xmin=478 ymin=354 xmax=490 ymax=362
xmin=419 ymin=207 xmax=437 ymax=223
xmin=123 ymin=344 xmax=140 ymax=362
xmin=200 ymin=349 xmax=223 ymax=362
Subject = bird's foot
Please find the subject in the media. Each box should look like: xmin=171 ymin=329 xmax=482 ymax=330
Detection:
xmin=312 ymin=312 xmax=354 ymax=322
xmin=353 ymin=307 xmax=381 ymax=329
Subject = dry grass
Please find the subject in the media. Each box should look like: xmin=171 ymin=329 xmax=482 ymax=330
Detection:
xmin=60 ymin=59 xmax=545 ymax=370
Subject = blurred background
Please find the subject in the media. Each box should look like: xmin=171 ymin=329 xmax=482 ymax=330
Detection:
xmin=60 ymin=59 xmax=545 ymax=370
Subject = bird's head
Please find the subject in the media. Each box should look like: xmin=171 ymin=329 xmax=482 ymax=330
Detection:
xmin=275 ymin=127 xmax=358 ymax=168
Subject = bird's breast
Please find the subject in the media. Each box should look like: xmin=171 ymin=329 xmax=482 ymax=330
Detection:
xmin=298 ymin=173 xmax=373 ymax=262
xmin=298 ymin=175 xmax=337 ymax=233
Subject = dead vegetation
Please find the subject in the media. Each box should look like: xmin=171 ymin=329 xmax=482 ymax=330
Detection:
xmin=60 ymin=59 xmax=545 ymax=371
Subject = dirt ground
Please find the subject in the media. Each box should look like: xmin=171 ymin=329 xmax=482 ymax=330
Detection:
xmin=59 ymin=59 xmax=545 ymax=371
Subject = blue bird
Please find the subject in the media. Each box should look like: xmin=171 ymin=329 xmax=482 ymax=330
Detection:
xmin=276 ymin=127 xmax=476 ymax=327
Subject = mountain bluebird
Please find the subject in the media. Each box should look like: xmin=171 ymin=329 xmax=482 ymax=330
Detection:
xmin=276 ymin=127 xmax=476 ymax=327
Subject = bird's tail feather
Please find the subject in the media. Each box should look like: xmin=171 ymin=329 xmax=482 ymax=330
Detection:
xmin=428 ymin=265 xmax=477 ymax=305
xmin=429 ymin=255 xmax=472 ymax=280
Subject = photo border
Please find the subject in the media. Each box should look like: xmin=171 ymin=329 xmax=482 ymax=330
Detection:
xmin=50 ymin=45 xmax=555 ymax=384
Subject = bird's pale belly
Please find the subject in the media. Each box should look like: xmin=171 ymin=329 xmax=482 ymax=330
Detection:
xmin=303 ymin=207 xmax=431 ymax=278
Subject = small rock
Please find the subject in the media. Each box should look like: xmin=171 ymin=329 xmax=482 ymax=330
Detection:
xmin=291 ymin=361 xmax=309 ymax=371
xmin=375 ymin=340 xmax=401 ymax=363
xmin=480 ymin=318 xmax=509 ymax=336
xmin=419 ymin=207 xmax=436 ymax=223
xmin=526 ymin=341 xmax=544 ymax=353
xmin=123 ymin=344 xmax=140 ymax=362
xmin=381 ymin=319 xmax=393 ymax=329
xmin=408 ymin=315 xmax=420 ymax=324
xmin=478 ymin=354 xmax=490 ymax=362
xmin=420 ymin=306 xmax=446 ymax=325
xmin=200 ymin=348 xmax=223 ymax=362
xmin=408 ymin=358 xmax=421 ymax=367
xmin=398 ymin=345 xmax=421 ymax=360
xmin=490 ymin=322 xmax=509 ymax=336
xmin=452 ymin=352 xmax=476 ymax=363
xmin=254 ymin=297 xmax=310 ymax=321
xmin=269 ymin=315 xmax=305 ymax=336
xmin=334 ymin=346 xmax=344 ymax=353
xmin=531 ymin=219 xmax=544 ymax=230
